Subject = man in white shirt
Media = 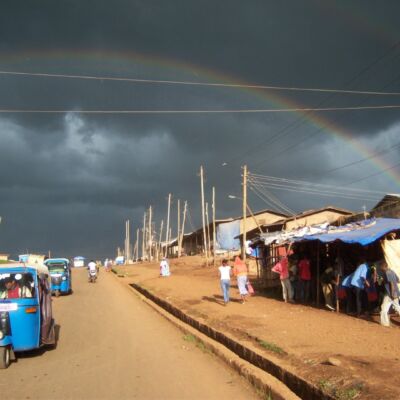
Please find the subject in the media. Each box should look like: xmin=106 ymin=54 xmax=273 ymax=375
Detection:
xmin=87 ymin=260 xmax=97 ymax=280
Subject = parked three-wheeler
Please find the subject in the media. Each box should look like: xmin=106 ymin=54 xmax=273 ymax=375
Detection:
xmin=44 ymin=258 xmax=72 ymax=297
xmin=0 ymin=263 xmax=56 ymax=368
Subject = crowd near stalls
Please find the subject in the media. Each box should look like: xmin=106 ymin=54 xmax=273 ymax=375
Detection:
xmin=251 ymin=217 xmax=400 ymax=325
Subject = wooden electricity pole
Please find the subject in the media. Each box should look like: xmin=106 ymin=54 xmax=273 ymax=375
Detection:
xmin=178 ymin=201 xmax=187 ymax=257
xmin=165 ymin=193 xmax=171 ymax=257
xmin=142 ymin=212 xmax=146 ymax=261
xmin=148 ymin=206 xmax=152 ymax=260
xmin=135 ymin=228 xmax=139 ymax=262
xmin=158 ymin=219 xmax=164 ymax=261
xmin=200 ymin=166 xmax=208 ymax=262
xmin=205 ymin=202 xmax=211 ymax=259
xmin=125 ymin=219 xmax=130 ymax=264
xmin=177 ymin=199 xmax=181 ymax=257
xmin=242 ymin=165 xmax=248 ymax=263
xmin=212 ymin=187 xmax=216 ymax=266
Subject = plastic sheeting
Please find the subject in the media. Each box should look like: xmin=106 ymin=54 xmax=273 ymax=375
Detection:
xmin=298 ymin=218 xmax=400 ymax=245
xmin=382 ymin=239 xmax=400 ymax=291
xmin=216 ymin=220 xmax=241 ymax=251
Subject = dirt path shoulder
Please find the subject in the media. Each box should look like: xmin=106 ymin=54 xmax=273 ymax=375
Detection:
xmin=115 ymin=256 xmax=400 ymax=400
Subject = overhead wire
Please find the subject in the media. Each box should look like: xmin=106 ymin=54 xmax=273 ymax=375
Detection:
xmin=247 ymin=174 xmax=383 ymax=202
xmin=225 ymin=40 xmax=400 ymax=168
xmin=344 ymin=161 xmax=400 ymax=186
xmin=248 ymin=172 xmax=386 ymax=194
xmin=1 ymin=69 xmax=400 ymax=96
xmin=248 ymin=179 xmax=381 ymax=202
xmin=0 ymin=104 xmax=400 ymax=114
xmin=252 ymin=69 xmax=400 ymax=170
xmin=249 ymin=183 xmax=296 ymax=215
xmin=249 ymin=185 xmax=291 ymax=215
xmin=324 ymin=139 xmax=400 ymax=174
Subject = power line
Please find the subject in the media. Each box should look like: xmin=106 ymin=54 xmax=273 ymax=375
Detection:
xmin=248 ymin=172 xmax=385 ymax=195
xmin=226 ymin=40 xmax=400 ymax=168
xmin=345 ymin=161 xmax=400 ymax=185
xmin=1 ymin=69 xmax=400 ymax=96
xmin=324 ymin=140 xmax=400 ymax=174
xmin=252 ymin=71 xmax=400 ymax=171
xmin=249 ymin=183 xmax=295 ymax=215
xmin=1 ymin=104 xmax=400 ymax=114
xmin=248 ymin=180 xmax=381 ymax=202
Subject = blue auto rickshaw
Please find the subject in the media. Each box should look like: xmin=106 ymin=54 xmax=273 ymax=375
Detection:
xmin=0 ymin=263 xmax=56 ymax=368
xmin=44 ymin=258 xmax=72 ymax=297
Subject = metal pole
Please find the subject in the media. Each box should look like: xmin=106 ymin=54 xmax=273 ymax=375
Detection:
xmin=177 ymin=199 xmax=181 ymax=257
xmin=200 ymin=166 xmax=208 ymax=262
xmin=142 ymin=212 xmax=146 ymax=261
xmin=242 ymin=165 xmax=247 ymax=263
xmin=165 ymin=194 xmax=171 ymax=257
xmin=179 ymin=201 xmax=187 ymax=257
xmin=148 ymin=206 xmax=152 ymax=260
xmin=212 ymin=187 xmax=216 ymax=266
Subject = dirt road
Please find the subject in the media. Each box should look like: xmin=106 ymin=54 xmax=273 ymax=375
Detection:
xmin=0 ymin=268 xmax=258 ymax=400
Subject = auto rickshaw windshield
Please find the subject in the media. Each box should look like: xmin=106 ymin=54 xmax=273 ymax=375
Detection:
xmin=47 ymin=264 xmax=67 ymax=273
xmin=0 ymin=272 xmax=35 ymax=298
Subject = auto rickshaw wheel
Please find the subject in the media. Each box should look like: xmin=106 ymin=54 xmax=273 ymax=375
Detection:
xmin=0 ymin=346 xmax=11 ymax=369
xmin=55 ymin=290 xmax=60 ymax=297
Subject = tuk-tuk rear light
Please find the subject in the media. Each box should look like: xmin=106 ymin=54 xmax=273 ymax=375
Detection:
xmin=25 ymin=307 xmax=37 ymax=314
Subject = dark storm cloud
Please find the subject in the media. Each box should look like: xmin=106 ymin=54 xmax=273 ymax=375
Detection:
xmin=1 ymin=0 xmax=400 ymax=258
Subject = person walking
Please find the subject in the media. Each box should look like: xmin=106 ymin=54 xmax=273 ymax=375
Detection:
xmin=272 ymin=255 xmax=293 ymax=303
xmin=321 ymin=266 xmax=336 ymax=311
xmin=298 ymin=254 xmax=311 ymax=303
xmin=351 ymin=258 xmax=369 ymax=316
xmin=233 ymin=256 xmax=249 ymax=304
xmin=160 ymin=257 xmax=171 ymax=277
xmin=218 ymin=259 xmax=232 ymax=305
xmin=380 ymin=263 xmax=400 ymax=327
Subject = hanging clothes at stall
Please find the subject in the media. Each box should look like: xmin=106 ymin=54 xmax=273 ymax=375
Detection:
xmin=382 ymin=239 xmax=400 ymax=290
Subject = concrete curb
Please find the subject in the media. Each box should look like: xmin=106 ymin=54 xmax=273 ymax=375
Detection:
xmin=111 ymin=274 xmax=301 ymax=400
xmin=128 ymin=282 xmax=334 ymax=400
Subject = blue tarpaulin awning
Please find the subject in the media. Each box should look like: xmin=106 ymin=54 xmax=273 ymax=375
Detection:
xmin=296 ymin=218 xmax=400 ymax=246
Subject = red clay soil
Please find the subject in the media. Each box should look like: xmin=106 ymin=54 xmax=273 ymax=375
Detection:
xmin=115 ymin=256 xmax=400 ymax=400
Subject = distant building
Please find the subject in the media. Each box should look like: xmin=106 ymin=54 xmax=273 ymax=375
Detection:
xmin=0 ymin=253 xmax=10 ymax=262
xmin=370 ymin=194 xmax=400 ymax=218
xmin=18 ymin=254 xmax=45 ymax=265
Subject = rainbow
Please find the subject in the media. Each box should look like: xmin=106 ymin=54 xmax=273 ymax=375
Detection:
xmin=1 ymin=49 xmax=400 ymax=188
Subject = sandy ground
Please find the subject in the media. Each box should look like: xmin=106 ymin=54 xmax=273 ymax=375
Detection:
xmin=0 ymin=268 xmax=259 ymax=400
xmin=115 ymin=256 xmax=400 ymax=400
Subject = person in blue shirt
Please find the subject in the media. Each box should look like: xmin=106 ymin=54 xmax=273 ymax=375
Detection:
xmin=350 ymin=258 xmax=370 ymax=316
xmin=341 ymin=272 xmax=355 ymax=314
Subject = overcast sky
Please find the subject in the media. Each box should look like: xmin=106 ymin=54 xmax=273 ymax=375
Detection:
xmin=1 ymin=1 xmax=400 ymax=259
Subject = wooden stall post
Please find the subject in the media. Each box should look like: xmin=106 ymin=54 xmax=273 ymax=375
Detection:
xmin=316 ymin=241 xmax=320 ymax=306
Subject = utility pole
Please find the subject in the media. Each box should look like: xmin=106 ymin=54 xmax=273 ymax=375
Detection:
xmin=148 ymin=206 xmax=152 ymax=260
xmin=168 ymin=228 xmax=172 ymax=257
xmin=125 ymin=219 xmax=130 ymax=264
xmin=178 ymin=201 xmax=187 ymax=257
xmin=205 ymin=202 xmax=211 ymax=260
xmin=135 ymin=228 xmax=139 ymax=262
xmin=158 ymin=219 xmax=164 ymax=261
xmin=212 ymin=187 xmax=216 ymax=266
xmin=177 ymin=199 xmax=181 ymax=257
xmin=142 ymin=212 xmax=146 ymax=261
xmin=165 ymin=193 xmax=171 ymax=257
xmin=242 ymin=165 xmax=247 ymax=263
xmin=200 ymin=166 xmax=208 ymax=262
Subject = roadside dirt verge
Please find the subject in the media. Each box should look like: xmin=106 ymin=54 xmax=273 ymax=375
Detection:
xmin=113 ymin=256 xmax=400 ymax=399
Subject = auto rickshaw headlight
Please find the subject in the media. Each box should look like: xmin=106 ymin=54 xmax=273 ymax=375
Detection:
xmin=62 ymin=276 xmax=67 ymax=281
xmin=0 ymin=331 xmax=4 ymax=340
